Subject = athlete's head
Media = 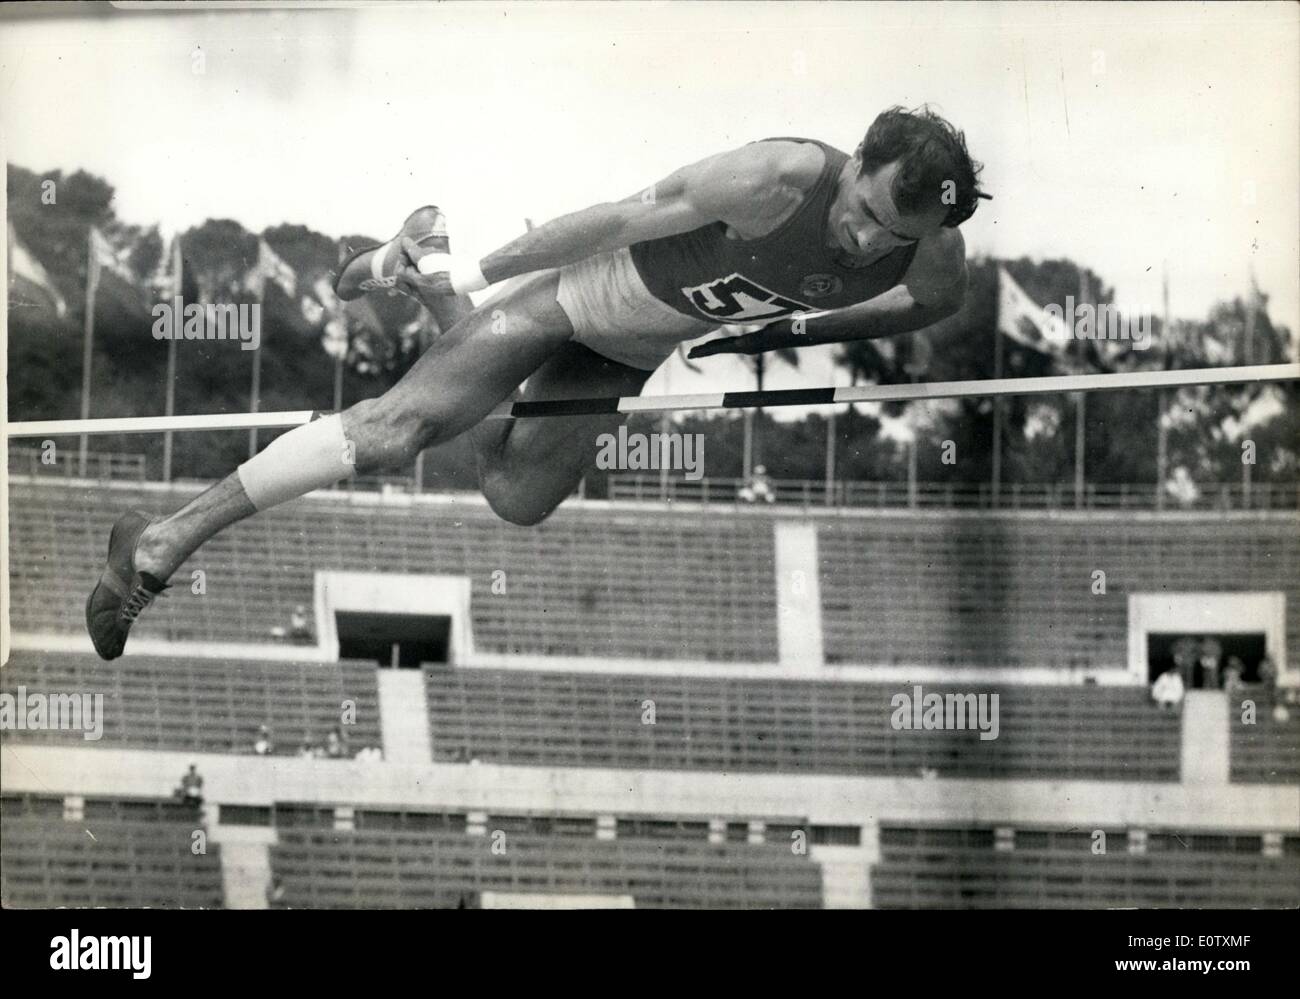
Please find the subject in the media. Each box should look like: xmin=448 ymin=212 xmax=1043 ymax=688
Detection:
xmin=831 ymin=105 xmax=986 ymax=260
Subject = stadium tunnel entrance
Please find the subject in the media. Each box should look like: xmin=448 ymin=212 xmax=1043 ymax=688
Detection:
xmin=315 ymin=571 xmax=476 ymax=666
xmin=336 ymin=611 xmax=451 ymax=668
xmin=1146 ymin=632 xmax=1267 ymax=688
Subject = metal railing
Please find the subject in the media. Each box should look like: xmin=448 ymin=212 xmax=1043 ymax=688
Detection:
xmin=9 ymin=444 xmax=1292 ymax=513
xmin=7 ymin=446 xmax=147 ymax=481
xmin=607 ymin=475 xmax=1299 ymax=512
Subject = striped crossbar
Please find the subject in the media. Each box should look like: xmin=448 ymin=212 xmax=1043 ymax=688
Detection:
xmin=5 ymin=363 xmax=1297 ymax=437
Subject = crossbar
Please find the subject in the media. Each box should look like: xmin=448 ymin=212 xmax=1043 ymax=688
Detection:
xmin=5 ymin=364 xmax=1296 ymax=437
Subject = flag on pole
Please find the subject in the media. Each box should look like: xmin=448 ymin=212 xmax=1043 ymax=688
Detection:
xmin=997 ymin=267 xmax=1070 ymax=354
xmin=88 ymin=226 xmax=135 ymax=284
xmin=243 ymin=238 xmax=296 ymax=299
xmin=151 ymin=235 xmax=191 ymax=481
xmin=148 ymin=235 xmax=184 ymax=301
xmin=7 ymin=222 xmax=67 ymax=317
xmin=242 ymin=238 xmax=295 ymax=457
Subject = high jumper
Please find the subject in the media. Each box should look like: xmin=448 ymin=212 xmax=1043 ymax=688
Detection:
xmin=74 ymin=105 xmax=994 ymax=658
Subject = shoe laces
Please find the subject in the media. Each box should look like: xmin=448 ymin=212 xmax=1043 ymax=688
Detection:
xmin=120 ymin=583 xmax=165 ymax=624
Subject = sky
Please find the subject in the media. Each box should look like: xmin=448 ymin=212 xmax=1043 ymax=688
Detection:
xmin=2 ymin=1 xmax=1297 ymax=405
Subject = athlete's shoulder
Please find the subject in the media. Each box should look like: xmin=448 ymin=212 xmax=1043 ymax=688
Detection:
xmin=904 ymin=227 xmax=968 ymax=305
xmin=748 ymin=138 xmax=830 ymax=192
xmin=914 ymin=226 xmax=966 ymax=271
xmin=687 ymin=140 xmax=828 ymax=222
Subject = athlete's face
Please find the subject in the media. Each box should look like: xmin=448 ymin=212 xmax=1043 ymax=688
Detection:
xmin=830 ymin=159 xmax=948 ymax=262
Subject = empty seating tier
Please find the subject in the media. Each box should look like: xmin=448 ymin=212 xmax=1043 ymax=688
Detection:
xmin=269 ymin=827 xmax=821 ymax=908
xmin=425 ymin=667 xmax=1181 ymax=780
xmin=819 ymin=515 xmax=1299 ymax=668
xmin=870 ymin=823 xmax=1300 ymax=908
xmin=8 ymin=480 xmax=779 ymax=661
xmin=1 ymin=794 xmax=224 ymax=909
xmin=0 ymin=652 xmax=381 ymax=756
xmin=1229 ymin=691 xmax=1300 ymax=784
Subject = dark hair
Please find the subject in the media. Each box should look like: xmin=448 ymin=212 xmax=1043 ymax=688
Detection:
xmin=858 ymin=105 xmax=987 ymax=227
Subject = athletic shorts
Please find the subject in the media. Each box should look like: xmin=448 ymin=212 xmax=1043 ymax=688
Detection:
xmin=555 ymin=247 xmax=716 ymax=372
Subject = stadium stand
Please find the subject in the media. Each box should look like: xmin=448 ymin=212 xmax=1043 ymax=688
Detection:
xmin=819 ymin=514 xmax=1300 ymax=668
xmin=10 ymin=480 xmax=1296 ymax=672
xmin=4 ymin=478 xmax=1296 ymax=910
xmin=1 ymin=793 xmax=224 ymax=909
xmin=1 ymin=651 xmax=1182 ymax=779
xmin=7 ymin=446 xmax=147 ymax=481
xmin=0 ymin=652 xmax=382 ymax=756
xmin=424 ymin=667 xmax=1181 ymax=780
xmin=1229 ymin=691 xmax=1300 ymax=784
xmin=7 ymin=479 xmax=779 ymax=662
xmin=870 ymin=822 xmax=1300 ymax=908
xmin=269 ymin=826 xmax=822 ymax=909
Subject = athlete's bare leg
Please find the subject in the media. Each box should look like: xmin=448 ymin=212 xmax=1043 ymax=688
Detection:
xmin=403 ymin=277 xmax=654 ymax=527
xmin=469 ymin=341 xmax=652 ymax=526
xmin=132 ymin=271 xmax=575 ymax=580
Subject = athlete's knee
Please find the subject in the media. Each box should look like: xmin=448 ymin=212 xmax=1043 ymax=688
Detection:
xmin=480 ymin=469 xmax=557 ymax=527
xmin=345 ymin=397 xmax=446 ymax=472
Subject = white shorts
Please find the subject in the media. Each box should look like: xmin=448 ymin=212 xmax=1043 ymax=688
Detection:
xmin=555 ymin=247 xmax=716 ymax=371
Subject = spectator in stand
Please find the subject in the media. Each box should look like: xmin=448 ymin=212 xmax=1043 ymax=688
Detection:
xmin=266 ymin=877 xmax=286 ymax=906
xmin=739 ymin=464 xmax=776 ymax=504
xmin=1198 ymin=636 xmax=1223 ymax=689
xmin=1151 ymin=666 xmax=1185 ymax=712
xmin=298 ymin=733 xmax=318 ymax=758
xmin=325 ymin=725 xmax=349 ymax=759
xmin=1222 ymin=657 xmax=1245 ymax=693
xmin=1258 ymin=654 xmax=1278 ymax=691
xmin=176 ymin=764 xmax=204 ymax=805
xmin=1170 ymin=636 xmax=1198 ymax=687
xmin=253 ymin=724 xmax=274 ymax=755
xmin=1253 ymin=653 xmax=1295 ymax=720
xmin=290 ymin=605 xmax=313 ymax=643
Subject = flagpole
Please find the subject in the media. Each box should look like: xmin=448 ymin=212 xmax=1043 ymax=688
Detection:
xmin=79 ymin=229 xmax=99 ymax=478
xmin=991 ymin=312 xmax=1004 ymax=507
xmin=162 ymin=238 xmax=182 ymax=482
xmin=1074 ymin=270 xmax=1088 ymax=509
xmin=248 ymin=337 xmax=262 ymax=459
xmin=1242 ymin=266 xmax=1260 ymax=507
xmin=1156 ymin=264 xmax=1169 ymax=510
xmin=333 ymin=348 xmax=344 ymax=414
xmin=824 ymin=407 xmax=837 ymax=506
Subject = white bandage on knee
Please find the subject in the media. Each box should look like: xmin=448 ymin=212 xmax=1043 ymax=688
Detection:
xmin=237 ymin=413 xmax=354 ymax=511
xmin=416 ymin=251 xmax=489 ymax=295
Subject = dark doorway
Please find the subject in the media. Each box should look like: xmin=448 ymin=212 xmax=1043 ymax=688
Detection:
xmin=336 ymin=612 xmax=451 ymax=668
xmin=1147 ymin=632 xmax=1267 ymax=687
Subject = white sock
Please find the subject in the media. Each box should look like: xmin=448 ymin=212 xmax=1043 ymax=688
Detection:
xmin=237 ymin=413 xmax=354 ymax=511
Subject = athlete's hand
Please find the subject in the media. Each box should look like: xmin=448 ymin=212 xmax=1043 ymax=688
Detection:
xmin=394 ymin=237 xmax=456 ymax=297
xmin=688 ymin=320 xmax=797 ymax=358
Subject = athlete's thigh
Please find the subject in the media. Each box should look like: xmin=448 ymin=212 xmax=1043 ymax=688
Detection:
xmin=382 ymin=270 xmax=575 ymax=438
xmin=498 ymin=340 xmax=653 ymax=488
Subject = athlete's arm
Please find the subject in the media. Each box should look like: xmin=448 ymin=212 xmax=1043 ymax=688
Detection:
xmin=689 ymin=228 xmax=968 ymax=358
xmin=400 ymin=143 xmax=817 ymax=294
